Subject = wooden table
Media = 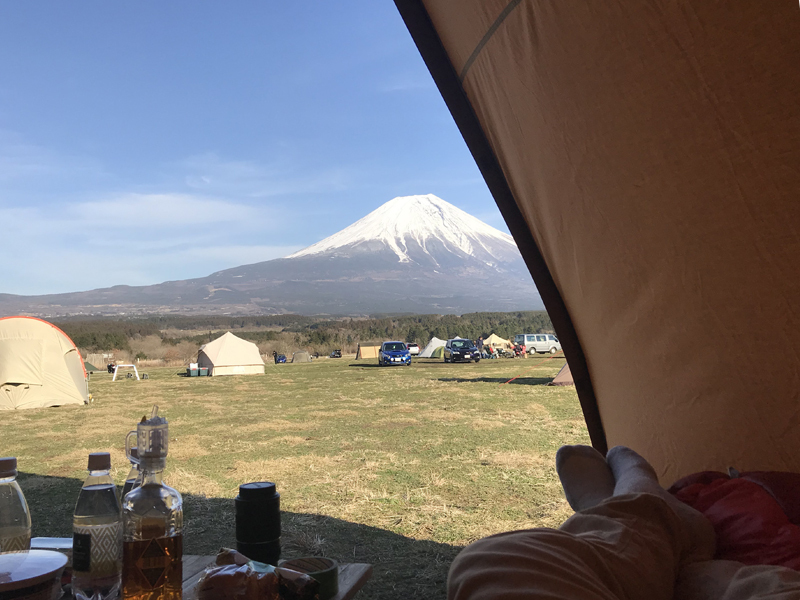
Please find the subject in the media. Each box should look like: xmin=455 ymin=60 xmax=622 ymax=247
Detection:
xmin=183 ymin=555 xmax=373 ymax=600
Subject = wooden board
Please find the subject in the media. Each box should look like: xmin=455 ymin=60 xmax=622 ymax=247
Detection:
xmin=183 ymin=555 xmax=372 ymax=600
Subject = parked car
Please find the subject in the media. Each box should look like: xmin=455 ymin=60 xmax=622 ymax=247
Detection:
xmin=329 ymin=349 xmax=342 ymax=358
xmin=379 ymin=341 xmax=411 ymax=366
xmin=514 ymin=333 xmax=562 ymax=354
xmin=444 ymin=338 xmax=481 ymax=363
xmin=406 ymin=343 xmax=421 ymax=355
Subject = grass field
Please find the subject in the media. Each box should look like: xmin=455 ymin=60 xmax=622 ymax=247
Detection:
xmin=2 ymin=354 xmax=588 ymax=600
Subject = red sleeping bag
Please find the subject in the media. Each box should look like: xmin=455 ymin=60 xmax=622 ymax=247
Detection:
xmin=669 ymin=471 xmax=800 ymax=570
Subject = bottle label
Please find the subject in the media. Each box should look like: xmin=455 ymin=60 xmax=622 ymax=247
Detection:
xmin=73 ymin=532 xmax=92 ymax=572
xmin=73 ymin=522 xmax=122 ymax=575
xmin=0 ymin=530 xmax=31 ymax=553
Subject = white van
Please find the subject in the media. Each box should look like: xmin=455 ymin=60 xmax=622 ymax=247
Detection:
xmin=514 ymin=333 xmax=562 ymax=354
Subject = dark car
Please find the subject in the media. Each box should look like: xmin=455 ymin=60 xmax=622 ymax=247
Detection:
xmin=444 ymin=338 xmax=481 ymax=363
xmin=379 ymin=341 xmax=411 ymax=366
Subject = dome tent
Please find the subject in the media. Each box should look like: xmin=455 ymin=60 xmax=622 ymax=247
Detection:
xmin=197 ymin=332 xmax=264 ymax=376
xmin=291 ymin=351 xmax=312 ymax=363
xmin=0 ymin=316 xmax=88 ymax=410
xmin=419 ymin=337 xmax=446 ymax=358
xmin=396 ymin=1 xmax=800 ymax=482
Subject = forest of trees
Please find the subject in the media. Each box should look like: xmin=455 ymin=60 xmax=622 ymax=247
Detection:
xmin=54 ymin=311 xmax=554 ymax=360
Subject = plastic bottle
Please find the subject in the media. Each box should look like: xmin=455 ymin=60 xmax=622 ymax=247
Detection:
xmin=0 ymin=457 xmax=31 ymax=552
xmin=72 ymin=452 xmax=123 ymax=600
xmin=122 ymin=406 xmax=183 ymax=600
xmin=122 ymin=447 xmax=141 ymax=499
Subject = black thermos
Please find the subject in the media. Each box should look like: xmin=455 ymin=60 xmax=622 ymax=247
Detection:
xmin=235 ymin=481 xmax=281 ymax=565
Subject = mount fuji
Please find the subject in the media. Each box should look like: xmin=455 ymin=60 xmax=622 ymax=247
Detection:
xmin=0 ymin=195 xmax=542 ymax=316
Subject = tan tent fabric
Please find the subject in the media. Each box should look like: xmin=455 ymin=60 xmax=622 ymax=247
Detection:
xmin=548 ymin=363 xmax=573 ymax=387
xmin=397 ymin=1 xmax=800 ymax=482
xmin=0 ymin=316 xmax=88 ymax=410
xmin=291 ymin=351 xmax=312 ymax=363
xmin=484 ymin=334 xmax=511 ymax=350
xmin=356 ymin=344 xmax=380 ymax=359
xmin=197 ymin=332 xmax=264 ymax=376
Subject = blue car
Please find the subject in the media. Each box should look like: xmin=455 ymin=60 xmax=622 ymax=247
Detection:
xmin=379 ymin=341 xmax=411 ymax=366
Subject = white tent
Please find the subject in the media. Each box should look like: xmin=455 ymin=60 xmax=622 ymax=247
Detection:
xmin=0 ymin=316 xmax=89 ymax=410
xmin=419 ymin=337 xmax=446 ymax=358
xmin=197 ymin=332 xmax=264 ymax=376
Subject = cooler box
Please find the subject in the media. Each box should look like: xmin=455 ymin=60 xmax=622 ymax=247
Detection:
xmin=187 ymin=368 xmax=198 ymax=377
xmin=199 ymin=367 xmax=209 ymax=376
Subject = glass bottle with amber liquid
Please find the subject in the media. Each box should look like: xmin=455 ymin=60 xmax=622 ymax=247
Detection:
xmin=122 ymin=407 xmax=183 ymax=600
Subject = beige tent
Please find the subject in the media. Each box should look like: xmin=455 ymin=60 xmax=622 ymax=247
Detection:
xmin=291 ymin=351 xmax=312 ymax=363
xmin=483 ymin=334 xmax=511 ymax=351
xmin=548 ymin=363 xmax=574 ymax=387
xmin=0 ymin=317 xmax=88 ymax=410
xmin=197 ymin=332 xmax=264 ymax=376
xmin=356 ymin=344 xmax=380 ymax=359
xmin=397 ymin=1 xmax=800 ymax=483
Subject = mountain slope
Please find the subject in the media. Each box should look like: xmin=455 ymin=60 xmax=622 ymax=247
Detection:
xmin=288 ymin=194 xmax=519 ymax=266
xmin=0 ymin=195 xmax=542 ymax=316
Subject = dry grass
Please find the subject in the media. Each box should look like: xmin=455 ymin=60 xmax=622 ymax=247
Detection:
xmin=2 ymin=355 xmax=588 ymax=600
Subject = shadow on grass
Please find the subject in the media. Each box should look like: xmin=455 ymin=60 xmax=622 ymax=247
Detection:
xmin=438 ymin=377 xmax=554 ymax=386
xmin=18 ymin=472 xmax=461 ymax=600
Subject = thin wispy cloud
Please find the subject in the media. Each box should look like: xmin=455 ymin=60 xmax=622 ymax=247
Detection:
xmin=177 ymin=153 xmax=358 ymax=198
xmin=0 ymin=3 xmax=504 ymax=297
xmin=0 ymin=132 xmax=107 ymax=185
xmin=0 ymin=194 xmax=299 ymax=294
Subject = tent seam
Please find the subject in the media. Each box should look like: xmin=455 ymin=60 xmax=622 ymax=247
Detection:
xmin=459 ymin=0 xmax=524 ymax=82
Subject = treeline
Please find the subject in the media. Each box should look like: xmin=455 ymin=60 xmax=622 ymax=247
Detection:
xmin=54 ymin=320 xmax=162 ymax=352
xmin=296 ymin=311 xmax=554 ymax=347
xmin=54 ymin=311 xmax=553 ymax=354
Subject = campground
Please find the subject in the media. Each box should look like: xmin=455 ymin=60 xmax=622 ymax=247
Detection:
xmin=3 ymin=354 xmax=587 ymax=600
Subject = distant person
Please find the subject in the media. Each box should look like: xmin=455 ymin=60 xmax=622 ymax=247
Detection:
xmin=272 ymin=350 xmax=278 ymax=364
xmin=477 ymin=336 xmax=484 ymax=358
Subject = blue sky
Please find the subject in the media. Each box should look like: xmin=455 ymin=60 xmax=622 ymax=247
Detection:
xmin=0 ymin=3 xmax=503 ymax=295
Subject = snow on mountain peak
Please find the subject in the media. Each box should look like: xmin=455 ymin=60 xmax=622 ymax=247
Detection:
xmin=286 ymin=194 xmax=516 ymax=263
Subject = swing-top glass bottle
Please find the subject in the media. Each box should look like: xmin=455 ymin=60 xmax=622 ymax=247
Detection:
xmin=122 ymin=407 xmax=183 ymax=600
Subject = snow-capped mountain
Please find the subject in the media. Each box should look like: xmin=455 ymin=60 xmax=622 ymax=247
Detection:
xmin=0 ymin=195 xmax=542 ymax=316
xmin=288 ymin=194 xmax=519 ymax=267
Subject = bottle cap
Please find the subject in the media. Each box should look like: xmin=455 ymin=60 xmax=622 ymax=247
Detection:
xmin=238 ymin=481 xmax=278 ymax=501
xmin=137 ymin=407 xmax=169 ymax=460
xmin=87 ymin=452 xmax=111 ymax=471
xmin=0 ymin=457 xmax=17 ymax=478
